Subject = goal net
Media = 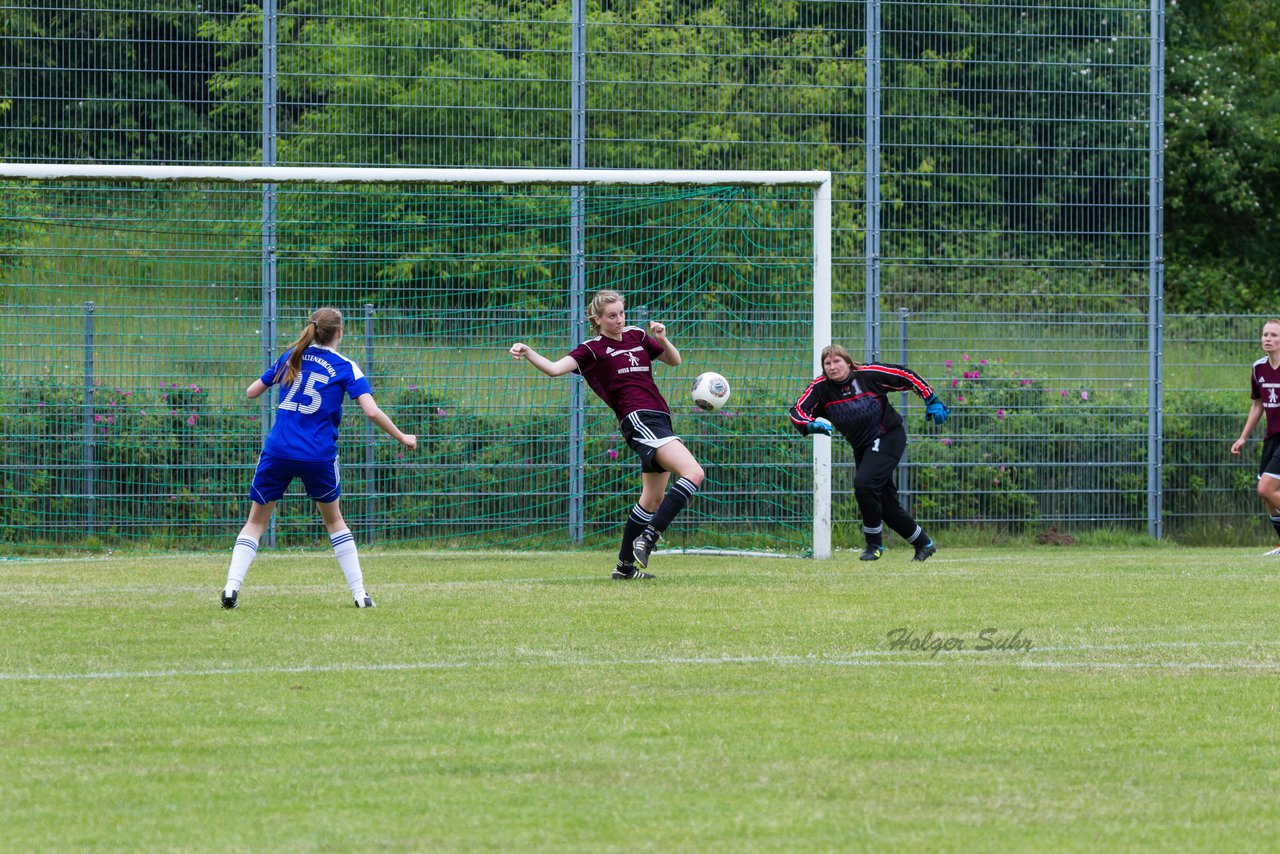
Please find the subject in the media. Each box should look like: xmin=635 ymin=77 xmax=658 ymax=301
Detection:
xmin=0 ymin=165 xmax=832 ymax=556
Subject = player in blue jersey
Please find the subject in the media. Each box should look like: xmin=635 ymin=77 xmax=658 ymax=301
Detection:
xmin=789 ymin=343 xmax=949 ymax=562
xmin=509 ymin=289 xmax=705 ymax=579
xmin=1231 ymin=318 xmax=1280 ymax=555
xmin=220 ymin=307 xmax=417 ymax=609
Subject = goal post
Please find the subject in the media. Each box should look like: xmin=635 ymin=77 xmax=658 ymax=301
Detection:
xmin=0 ymin=163 xmax=833 ymax=557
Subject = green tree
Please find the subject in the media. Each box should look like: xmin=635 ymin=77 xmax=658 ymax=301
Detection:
xmin=1165 ymin=0 xmax=1280 ymax=312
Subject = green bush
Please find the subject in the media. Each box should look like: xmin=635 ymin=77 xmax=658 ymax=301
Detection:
xmin=0 ymin=365 xmax=1263 ymax=550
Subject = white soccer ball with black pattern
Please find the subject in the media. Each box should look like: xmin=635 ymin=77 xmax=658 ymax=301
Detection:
xmin=691 ymin=371 xmax=731 ymax=411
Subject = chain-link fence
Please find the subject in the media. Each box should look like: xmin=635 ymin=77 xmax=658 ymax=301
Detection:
xmin=5 ymin=2 xmax=1265 ymax=550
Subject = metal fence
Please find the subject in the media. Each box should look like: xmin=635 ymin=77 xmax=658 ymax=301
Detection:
xmin=5 ymin=1 xmax=1266 ymax=549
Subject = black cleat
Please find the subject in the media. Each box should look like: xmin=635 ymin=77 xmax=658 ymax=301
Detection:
xmin=859 ymin=545 xmax=884 ymax=562
xmin=355 ymin=595 xmax=376 ymax=608
xmin=631 ymin=527 xmax=660 ymax=569
xmin=912 ymin=540 xmax=938 ymax=562
xmin=220 ymin=589 xmax=239 ymax=609
xmin=612 ymin=564 xmax=655 ymax=580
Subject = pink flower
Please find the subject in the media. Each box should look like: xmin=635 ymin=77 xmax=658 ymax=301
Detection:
xmin=1060 ymin=390 xmax=1068 ymax=397
xmin=94 ymin=414 xmax=103 ymax=423
xmin=606 ymin=448 xmax=620 ymax=461
xmin=997 ymin=408 xmax=1005 ymax=420
xmin=436 ymin=408 xmax=447 ymax=417
xmin=944 ymin=359 xmax=953 ymax=369
xmin=1081 ymin=390 xmax=1089 ymax=401
xmin=979 ymin=359 xmax=988 ymax=365
xmin=961 ymin=354 xmax=970 ymax=362
xmin=160 ymin=382 xmax=167 ymax=388
xmin=1020 ymin=379 xmax=1032 ymax=387
xmin=106 ymin=416 xmax=114 ymax=425
xmin=940 ymin=437 xmax=953 ymax=446
xmin=957 ymin=394 xmax=966 ymax=403
xmin=951 ymin=379 xmax=960 ymax=388
xmin=186 ymin=415 xmax=197 ymax=426
xmin=36 ymin=402 xmax=45 ymax=407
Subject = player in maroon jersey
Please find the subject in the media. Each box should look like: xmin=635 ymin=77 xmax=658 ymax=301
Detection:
xmin=509 ymin=289 xmax=705 ymax=578
xmin=1230 ymin=318 xmax=1280 ymax=555
xmin=789 ymin=343 xmax=949 ymax=562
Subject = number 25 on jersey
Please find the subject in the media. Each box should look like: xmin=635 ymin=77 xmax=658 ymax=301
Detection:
xmin=278 ymin=371 xmax=329 ymax=415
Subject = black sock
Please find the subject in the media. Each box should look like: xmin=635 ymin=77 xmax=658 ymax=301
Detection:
xmin=619 ymin=503 xmax=654 ymax=565
xmin=650 ymin=477 xmax=699 ymax=534
xmin=863 ymin=523 xmax=883 ymax=549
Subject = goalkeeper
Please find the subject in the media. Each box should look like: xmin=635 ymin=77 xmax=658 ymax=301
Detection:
xmin=788 ymin=344 xmax=949 ymax=562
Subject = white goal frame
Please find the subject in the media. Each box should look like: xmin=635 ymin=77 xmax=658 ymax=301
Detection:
xmin=0 ymin=163 xmax=835 ymax=558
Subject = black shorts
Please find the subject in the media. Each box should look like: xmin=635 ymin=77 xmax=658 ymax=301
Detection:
xmin=619 ymin=409 xmax=680 ymax=474
xmin=1261 ymin=433 xmax=1280 ymax=480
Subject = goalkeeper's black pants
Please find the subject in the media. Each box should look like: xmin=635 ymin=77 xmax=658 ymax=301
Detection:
xmin=852 ymin=427 xmax=918 ymax=546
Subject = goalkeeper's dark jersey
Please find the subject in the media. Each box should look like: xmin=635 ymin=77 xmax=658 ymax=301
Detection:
xmin=789 ymin=362 xmax=934 ymax=451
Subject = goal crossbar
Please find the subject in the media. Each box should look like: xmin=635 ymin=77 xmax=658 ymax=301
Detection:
xmin=0 ymin=163 xmax=830 ymax=189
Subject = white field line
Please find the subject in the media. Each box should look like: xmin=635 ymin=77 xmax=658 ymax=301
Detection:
xmin=4 ymin=641 xmax=1280 ymax=682
xmin=11 ymin=566 xmax=1280 ymax=598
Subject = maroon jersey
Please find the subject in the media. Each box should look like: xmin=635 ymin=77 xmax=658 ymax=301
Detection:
xmin=1250 ymin=357 xmax=1280 ymax=437
xmin=569 ymin=326 xmax=669 ymax=420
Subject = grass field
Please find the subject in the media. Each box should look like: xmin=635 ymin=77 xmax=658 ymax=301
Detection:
xmin=4 ymin=546 xmax=1279 ymax=851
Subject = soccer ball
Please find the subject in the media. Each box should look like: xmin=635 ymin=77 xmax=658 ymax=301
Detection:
xmin=691 ymin=371 xmax=731 ymax=411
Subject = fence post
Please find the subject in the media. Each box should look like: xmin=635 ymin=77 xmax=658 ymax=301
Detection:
xmin=864 ymin=0 xmax=883 ymax=363
xmin=567 ymin=0 xmax=587 ymax=544
xmin=1147 ymin=0 xmax=1166 ymax=540
xmin=898 ymin=307 xmax=909 ymax=499
xmin=82 ymin=301 xmax=95 ymax=529
xmin=364 ymin=304 xmax=377 ymax=543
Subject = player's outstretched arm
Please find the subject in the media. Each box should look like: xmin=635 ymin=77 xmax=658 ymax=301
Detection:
xmin=509 ymin=343 xmax=579 ymax=377
xmin=356 ymin=393 xmax=417 ymax=450
xmin=246 ymin=379 xmax=269 ymax=400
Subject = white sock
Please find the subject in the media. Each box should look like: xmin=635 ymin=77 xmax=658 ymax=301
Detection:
xmin=224 ymin=535 xmax=259 ymax=593
xmin=330 ymin=528 xmax=365 ymax=599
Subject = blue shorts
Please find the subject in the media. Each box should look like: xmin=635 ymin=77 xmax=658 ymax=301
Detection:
xmin=250 ymin=453 xmax=342 ymax=504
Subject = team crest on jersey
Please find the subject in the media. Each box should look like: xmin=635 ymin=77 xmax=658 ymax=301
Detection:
xmin=606 ymin=345 xmax=644 ymax=367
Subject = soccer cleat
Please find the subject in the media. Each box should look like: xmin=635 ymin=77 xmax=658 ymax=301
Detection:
xmin=632 ymin=527 xmax=660 ymax=569
xmin=612 ymin=564 xmax=655 ymax=580
xmin=912 ymin=539 xmax=938 ymax=562
xmin=220 ymin=589 xmax=239 ymax=610
xmin=355 ymin=595 xmax=376 ymax=608
xmin=859 ymin=545 xmax=884 ymax=561
xmin=1263 ymin=546 xmax=1280 ymax=557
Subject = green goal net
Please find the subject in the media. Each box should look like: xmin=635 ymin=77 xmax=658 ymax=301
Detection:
xmin=0 ymin=169 xmax=827 ymax=554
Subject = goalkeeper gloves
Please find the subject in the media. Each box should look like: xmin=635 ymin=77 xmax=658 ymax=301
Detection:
xmin=806 ymin=417 xmax=833 ymax=436
xmin=924 ymin=394 xmax=950 ymax=426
